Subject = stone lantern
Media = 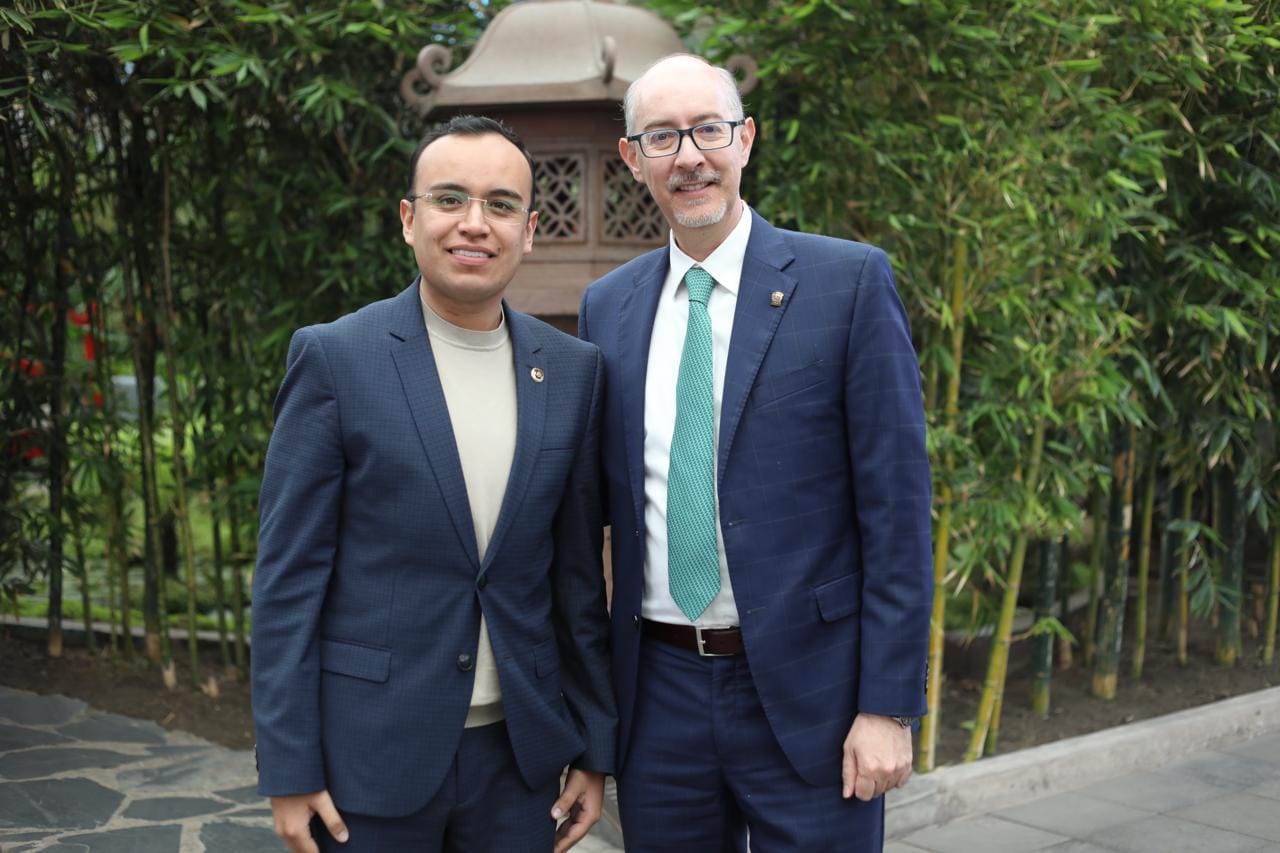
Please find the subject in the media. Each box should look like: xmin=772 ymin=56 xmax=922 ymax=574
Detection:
xmin=401 ymin=0 xmax=756 ymax=331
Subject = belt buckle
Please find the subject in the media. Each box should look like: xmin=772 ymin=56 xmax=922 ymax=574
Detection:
xmin=694 ymin=626 xmax=733 ymax=657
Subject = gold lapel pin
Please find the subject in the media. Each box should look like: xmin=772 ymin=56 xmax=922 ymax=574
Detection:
xmin=770 ymin=291 xmax=785 ymax=307
xmin=530 ymin=367 xmax=545 ymax=383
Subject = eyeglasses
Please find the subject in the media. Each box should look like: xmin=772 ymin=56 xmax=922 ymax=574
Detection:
xmin=405 ymin=191 xmax=529 ymax=224
xmin=625 ymin=120 xmax=745 ymax=158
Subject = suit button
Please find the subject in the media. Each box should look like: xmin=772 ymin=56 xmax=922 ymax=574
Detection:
xmin=633 ymin=529 xmax=640 ymax=540
xmin=457 ymin=653 xmax=474 ymax=672
xmin=476 ymin=575 xmax=488 ymax=591
xmin=633 ymin=615 xmax=640 ymax=630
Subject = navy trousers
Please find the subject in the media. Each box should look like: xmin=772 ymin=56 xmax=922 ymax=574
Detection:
xmin=618 ymin=636 xmax=885 ymax=852
xmin=313 ymin=721 xmax=557 ymax=853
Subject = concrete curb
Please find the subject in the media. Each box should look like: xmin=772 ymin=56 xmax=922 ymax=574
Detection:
xmin=885 ymin=684 xmax=1280 ymax=838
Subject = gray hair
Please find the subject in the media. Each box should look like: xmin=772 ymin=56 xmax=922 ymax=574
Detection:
xmin=623 ymin=54 xmax=745 ymax=136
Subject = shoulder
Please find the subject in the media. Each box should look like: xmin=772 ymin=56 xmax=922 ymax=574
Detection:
xmin=763 ymin=219 xmax=886 ymax=269
xmin=583 ymin=246 xmax=667 ymax=303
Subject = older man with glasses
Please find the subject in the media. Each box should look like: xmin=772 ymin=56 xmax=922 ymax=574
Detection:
xmin=580 ymin=55 xmax=933 ymax=851
xmin=252 ymin=114 xmax=616 ymax=853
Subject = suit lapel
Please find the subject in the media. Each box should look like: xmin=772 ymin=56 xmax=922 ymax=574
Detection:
xmin=479 ymin=305 xmax=546 ymax=575
xmin=388 ymin=280 xmax=481 ymax=569
xmin=718 ymin=212 xmax=797 ymax=488
xmin=618 ymin=251 xmax=668 ymax=532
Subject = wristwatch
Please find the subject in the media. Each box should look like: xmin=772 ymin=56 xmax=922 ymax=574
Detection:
xmin=892 ymin=716 xmax=919 ymax=728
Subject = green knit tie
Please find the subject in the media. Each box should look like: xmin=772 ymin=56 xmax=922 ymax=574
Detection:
xmin=667 ymin=267 xmax=721 ymax=621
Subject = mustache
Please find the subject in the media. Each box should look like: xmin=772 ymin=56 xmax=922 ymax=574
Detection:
xmin=668 ymin=170 xmax=722 ymax=191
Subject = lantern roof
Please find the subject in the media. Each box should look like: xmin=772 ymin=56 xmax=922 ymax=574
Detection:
xmin=402 ymin=0 xmax=686 ymax=114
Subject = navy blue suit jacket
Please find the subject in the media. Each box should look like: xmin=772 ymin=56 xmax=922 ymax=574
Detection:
xmin=252 ymin=281 xmax=616 ymax=817
xmin=579 ymin=210 xmax=932 ymax=786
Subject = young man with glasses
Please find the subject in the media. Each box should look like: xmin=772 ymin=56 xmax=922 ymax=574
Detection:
xmin=253 ymin=115 xmax=615 ymax=853
xmin=579 ymin=55 xmax=932 ymax=851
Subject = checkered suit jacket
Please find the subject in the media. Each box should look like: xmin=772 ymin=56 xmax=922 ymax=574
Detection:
xmin=579 ymin=209 xmax=931 ymax=785
xmin=252 ymin=281 xmax=616 ymax=817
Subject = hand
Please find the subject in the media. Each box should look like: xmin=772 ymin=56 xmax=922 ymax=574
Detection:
xmin=269 ymin=790 xmax=348 ymax=853
xmin=841 ymin=713 xmax=913 ymax=801
xmin=550 ymin=768 xmax=605 ymax=853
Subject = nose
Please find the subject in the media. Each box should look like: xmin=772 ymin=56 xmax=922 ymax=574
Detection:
xmin=673 ymin=133 xmax=706 ymax=170
xmin=456 ymin=198 xmax=491 ymax=233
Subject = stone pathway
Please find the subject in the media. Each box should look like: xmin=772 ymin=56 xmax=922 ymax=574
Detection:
xmin=0 ymin=685 xmax=621 ymax=852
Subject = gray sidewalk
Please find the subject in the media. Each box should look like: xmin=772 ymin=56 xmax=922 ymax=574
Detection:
xmin=0 ymin=684 xmax=621 ymax=852
xmin=888 ymin=687 xmax=1280 ymax=852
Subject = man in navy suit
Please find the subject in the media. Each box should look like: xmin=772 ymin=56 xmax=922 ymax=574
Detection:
xmin=252 ymin=115 xmax=616 ymax=853
xmin=579 ymin=56 xmax=932 ymax=851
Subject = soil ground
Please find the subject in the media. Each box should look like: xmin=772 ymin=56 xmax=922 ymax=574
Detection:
xmin=1 ymin=608 xmax=1276 ymax=767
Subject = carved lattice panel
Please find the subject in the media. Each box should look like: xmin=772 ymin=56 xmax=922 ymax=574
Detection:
xmin=533 ymin=154 xmax=584 ymax=242
xmin=603 ymin=157 xmax=665 ymax=242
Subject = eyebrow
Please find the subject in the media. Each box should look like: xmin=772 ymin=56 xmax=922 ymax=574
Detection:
xmin=641 ymin=113 xmax=725 ymax=132
xmin=428 ymin=181 xmax=525 ymax=202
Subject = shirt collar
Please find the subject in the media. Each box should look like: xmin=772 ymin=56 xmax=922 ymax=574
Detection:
xmin=666 ymin=203 xmax=753 ymax=297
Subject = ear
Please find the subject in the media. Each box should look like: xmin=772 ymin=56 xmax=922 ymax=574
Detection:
xmin=521 ymin=210 xmax=538 ymax=255
xmin=399 ymin=198 xmax=415 ymax=245
xmin=738 ymin=117 xmax=757 ymax=169
xmin=618 ymin=137 xmax=643 ymax=181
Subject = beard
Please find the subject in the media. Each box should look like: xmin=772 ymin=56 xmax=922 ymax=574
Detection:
xmin=669 ymin=170 xmax=727 ymax=228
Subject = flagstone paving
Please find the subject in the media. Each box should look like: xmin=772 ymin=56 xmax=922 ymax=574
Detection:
xmin=0 ymin=685 xmax=621 ymax=852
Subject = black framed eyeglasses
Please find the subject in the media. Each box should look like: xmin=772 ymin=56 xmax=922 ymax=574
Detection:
xmin=404 ymin=190 xmax=529 ymax=223
xmin=625 ymin=120 xmax=745 ymax=158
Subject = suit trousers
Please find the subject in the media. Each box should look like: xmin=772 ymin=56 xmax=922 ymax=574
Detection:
xmin=618 ymin=636 xmax=885 ymax=852
xmin=313 ymin=721 xmax=557 ymax=853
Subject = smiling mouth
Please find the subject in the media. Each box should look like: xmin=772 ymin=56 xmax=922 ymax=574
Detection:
xmin=449 ymin=248 xmax=494 ymax=259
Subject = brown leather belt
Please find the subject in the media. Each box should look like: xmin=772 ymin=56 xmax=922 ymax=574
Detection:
xmin=642 ymin=619 xmax=744 ymax=657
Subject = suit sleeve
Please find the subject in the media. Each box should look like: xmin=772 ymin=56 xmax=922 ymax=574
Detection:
xmin=844 ymin=249 xmax=933 ymax=717
xmin=251 ymin=327 xmax=344 ymax=796
xmin=550 ymin=347 xmax=618 ymax=774
xmin=577 ymin=285 xmax=611 ymax=527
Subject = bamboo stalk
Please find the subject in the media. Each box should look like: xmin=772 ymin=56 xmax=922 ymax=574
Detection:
xmin=1215 ymin=468 xmax=1244 ymax=666
xmin=964 ymin=418 xmax=1046 ymax=761
xmin=1156 ymin=481 xmax=1184 ymax=641
xmin=1031 ymin=539 xmax=1059 ymax=716
xmin=1177 ymin=484 xmax=1195 ymax=666
xmin=1265 ymin=526 xmax=1279 ymax=666
xmin=1132 ymin=440 xmax=1158 ymax=678
xmin=918 ymin=236 xmax=967 ymax=773
xmin=1091 ymin=426 xmax=1135 ymax=700
xmin=156 ymin=123 xmax=203 ymax=687
xmin=1083 ymin=486 xmax=1106 ymax=668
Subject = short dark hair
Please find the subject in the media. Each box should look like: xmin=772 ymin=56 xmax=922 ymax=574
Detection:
xmin=406 ymin=115 xmax=538 ymax=211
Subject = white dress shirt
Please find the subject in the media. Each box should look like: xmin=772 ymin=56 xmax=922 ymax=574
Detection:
xmin=642 ymin=206 xmax=753 ymax=627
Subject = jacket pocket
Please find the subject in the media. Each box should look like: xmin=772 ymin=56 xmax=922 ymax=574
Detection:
xmin=752 ymin=361 xmax=827 ymax=410
xmin=320 ymin=638 xmax=392 ymax=683
xmin=813 ymin=573 xmax=862 ymax=622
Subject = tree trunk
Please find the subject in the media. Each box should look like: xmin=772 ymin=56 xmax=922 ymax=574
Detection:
xmin=1132 ymin=440 xmax=1158 ymax=678
xmin=1031 ymin=539 xmax=1059 ymax=716
xmin=1092 ymin=425 xmax=1135 ymax=700
xmin=918 ymin=236 xmax=967 ymax=773
xmin=964 ymin=417 xmax=1046 ymax=761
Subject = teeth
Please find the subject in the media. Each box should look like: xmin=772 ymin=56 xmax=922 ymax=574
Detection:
xmin=450 ymin=249 xmax=489 ymax=258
